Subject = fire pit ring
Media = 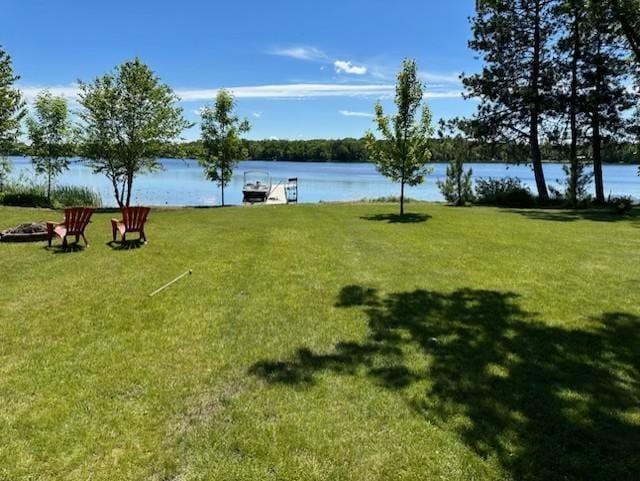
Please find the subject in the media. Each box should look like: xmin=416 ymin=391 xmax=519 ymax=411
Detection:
xmin=0 ymin=223 xmax=49 ymax=243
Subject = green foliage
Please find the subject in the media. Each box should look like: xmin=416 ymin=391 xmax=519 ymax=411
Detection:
xmin=0 ymin=181 xmax=102 ymax=208
xmin=0 ymin=184 xmax=50 ymax=207
xmin=198 ymin=89 xmax=250 ymax=206
xmin=608 ymin=195 xmax=634 ymax=215
xmin=26 ymin=91 xmax=73 ymax=200
xmin=610 ymin=0 xmax=640 ymax=61
xmin=437 ymin=157 xmax=474 ymax=206
xmin=556 ymin=163 xmax=593 ymax=206
xmin=51 ymin=185 xmax=102 ymax=208
xmin=475 ymin=177 xmax=537 ymax=208
xmin=360 ymin=196 xmax=418 ymax=203
xmin=0 ymin=45 xmax=25 ymax=157
xmin=77 ymin=58 xmax=190 ymax=207
xmin=464 ymin=1 xmax=557 ymax=201
xmin=0 ymin=156 xmax=11 ymax=191
xmin=364 ymin=59 xmax=433 ymax=215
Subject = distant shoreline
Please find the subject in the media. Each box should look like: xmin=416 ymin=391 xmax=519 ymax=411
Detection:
xmin=7 ymin=155 xmax=639 ymax=166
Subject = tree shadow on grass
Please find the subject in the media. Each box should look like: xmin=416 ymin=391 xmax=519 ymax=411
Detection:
xmin=250 ymin=285 xmax=640 ymax=481
xmin=360 ymin=213 xmax=431 ymax=224
xmin=508 ymin=207 xmax=640 ymax=224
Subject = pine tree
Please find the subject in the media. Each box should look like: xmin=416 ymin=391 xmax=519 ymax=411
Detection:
xmin=463 ymin=0 xmax=558 ymax=202
xmin=586 ymin=2 xmax=633 ymax=202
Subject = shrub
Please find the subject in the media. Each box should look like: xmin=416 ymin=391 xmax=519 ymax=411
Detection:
xmin=0 ymin=182 xmax=102 ymax=208
xmin=475 ymin=177 xmax=536 ymax=208
xmin=608 ymin=196 xmax=634 ymax=215
xmin=1 ymin=190 xmax=50 ymax=207
xmin=52 ymin=185 xmax=102 ymax=208
xmin=437 ymin=158 xmax=474 ymax=206
xmin=0 ymin=183 xmax=49 ymax=207
xmin=361 ymin=196 xmax=418 ymax=203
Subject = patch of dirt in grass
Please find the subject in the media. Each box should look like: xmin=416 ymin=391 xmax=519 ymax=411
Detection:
xmin=171 ymin=378 xmax=247 ymax=435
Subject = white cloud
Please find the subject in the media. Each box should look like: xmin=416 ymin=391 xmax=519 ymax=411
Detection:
xmin=18 ymin=84 xmax=80 ymax=103
xmin=268 ymin=136 xmax=279 ymax=141
xmin=252 ymin=112 xmax=262 ymax=118
xmin=420 ymin=71 xmax=462 ymax=85
xmin=334 ymin=60 xmax=367 ymax=75
xmin=268 ymin=46 xmax=327 ymax=61
xmin=339 ymin=110 xmax=374 ymax=118
xmin=175 ymin=83 xmax=395 ymax=100
xmin=18 ymin=83 xmax=464 ymax=104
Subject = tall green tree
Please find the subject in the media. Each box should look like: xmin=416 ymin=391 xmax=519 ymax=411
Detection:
xmin=198 ymin=89 xmax=250 ymax=206
xmin=463 ymin=0 xmax=558 ymax=202
xmin=555 ymin=0 xmax=587 ymax=206
xmin=582 ymin=1 xmax=633 ymax=202
xmin=364 ymin=59 xmax=433 ymax=216
xmin=26 ymin=91 xmax=73 ymax=200
xmin=0 ymin=45 xmax=25 ymax=186
xmin=77 ymin=59 xmax=190 ymax=207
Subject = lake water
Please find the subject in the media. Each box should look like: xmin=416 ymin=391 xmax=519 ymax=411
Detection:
xmin=6 ymin=156 xmax=640 ymax=206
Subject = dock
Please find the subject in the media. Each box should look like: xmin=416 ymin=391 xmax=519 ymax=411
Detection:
xmin=266 ymin=182 xmax=287 ymax=205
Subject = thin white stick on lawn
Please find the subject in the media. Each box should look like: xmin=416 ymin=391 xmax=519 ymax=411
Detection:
xmin=149 ymin=269 xmax=193 ymax=297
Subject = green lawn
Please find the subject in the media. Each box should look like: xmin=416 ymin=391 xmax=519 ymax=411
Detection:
xmin=1 ymin=203 xmax=639 ymax=481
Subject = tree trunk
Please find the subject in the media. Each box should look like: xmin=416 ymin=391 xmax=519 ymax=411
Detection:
xmin=399 ymin=152 xmax=406 ymax=216
xmin=47 ymin=170 xmax=52 ymax=202
xmin=110 ymin=175 xmax=124 ymax=209
xmin=592 ymin=39 xmax=606 ymax=205
xmin=125 ymin=174 xmax=133 ymax=207
xmin=221 ymin=169 xmax=225 ymax=206
xmin=592 ymin=113 xmax=605 ymax=204
xmin=530 ymin=0 xmax=549 ymax=202
xmin=568 ymin=4 xmax=581 ymax=208
xmin=613 ymin=2 xmax=640 ymax=62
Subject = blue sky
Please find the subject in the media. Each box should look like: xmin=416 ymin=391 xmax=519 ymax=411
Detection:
xmin=3 ymin=0 xmax=479 ymax=140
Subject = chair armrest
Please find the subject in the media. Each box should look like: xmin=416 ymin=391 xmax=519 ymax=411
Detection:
xmin=46 ymin=221 xmax=61 ymax=237
xmin=111 ymin=218 xmax=122 ymax=225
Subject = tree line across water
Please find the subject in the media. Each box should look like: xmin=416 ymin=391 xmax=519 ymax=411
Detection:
xmin=1 ymin=0 xmax=639 ymax=212
xmin=6 ymin=138 xmax=639 ymax=164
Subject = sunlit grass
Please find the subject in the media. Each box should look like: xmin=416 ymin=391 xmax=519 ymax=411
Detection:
xmin=0 ymin=203 xmax=638 ymax=480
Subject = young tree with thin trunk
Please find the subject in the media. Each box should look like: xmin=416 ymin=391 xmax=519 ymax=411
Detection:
xmin=364 ymin=59 xmax=433 ymax=216
xmin=0 ymin=45 xmax=25 ymax=187
xmin=198 ymin=89 xmax=250 ymax=207
xmin=463 ymin=0 xmax=558 ymax=202
xmin=77 ymin=59 xmax=190 ymax=207
xmin=26 ymin=91 xmax=73 ymax=200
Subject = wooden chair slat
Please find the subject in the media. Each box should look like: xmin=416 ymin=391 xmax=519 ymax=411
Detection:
xmin=111 ymin=206 xmax=150 ymax=243
xmin=48 ymin=207 xmax=95 ymax=247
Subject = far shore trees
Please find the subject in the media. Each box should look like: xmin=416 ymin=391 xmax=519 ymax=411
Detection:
xmin=364 ymin=59 xmax=433 ymax=216
xmin=26 ymin=91 xmax=73 ymax=200
xmin=198 ymin=89 xmax=250 ymax=206
xmin=0 ymin=45 xmax=25 ymax=189
xmin=77 ymin=59 xmax=190 ymax=207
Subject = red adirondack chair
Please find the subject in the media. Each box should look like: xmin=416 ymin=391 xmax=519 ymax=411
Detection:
xmin=47 ymin=207 xmax=95 ymax=247
xmin=111 ymin=207 xmax=150 ymax=243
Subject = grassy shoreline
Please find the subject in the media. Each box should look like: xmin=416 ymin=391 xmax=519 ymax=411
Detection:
xmin=1 ymin=203 xmax=638 ymax=480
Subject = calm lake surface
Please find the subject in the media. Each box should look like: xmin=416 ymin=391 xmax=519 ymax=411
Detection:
xmin=7 ymin=156 xmax=640 ymax=206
